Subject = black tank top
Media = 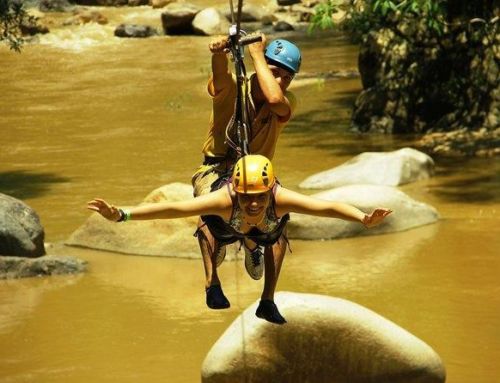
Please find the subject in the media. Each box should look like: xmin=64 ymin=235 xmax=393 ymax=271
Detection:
xmin=197 ymin=175 xmax=289 ymax=246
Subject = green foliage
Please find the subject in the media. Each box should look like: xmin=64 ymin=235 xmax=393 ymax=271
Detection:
xmin=310 ymin=0 xmax=498 ymax=135
xmin=0 ymin=0 xmax=36 ymax=51
xmin=308 ymin=0 xmax=339 ymax=33
xmin=309 ymin=0 xmax=447 ymax=37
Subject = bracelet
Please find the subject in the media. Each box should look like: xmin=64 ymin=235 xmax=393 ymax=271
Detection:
xmin=117 ymin=208 xmax=131 ymax=222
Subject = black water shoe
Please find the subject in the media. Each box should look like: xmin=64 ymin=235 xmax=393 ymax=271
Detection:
xmin=205 ymin=284 xmax=230 ymax=309
xmin=255 ymin=299 xmax=286 ymax=324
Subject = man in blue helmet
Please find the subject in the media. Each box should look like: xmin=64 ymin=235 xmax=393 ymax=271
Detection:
xmin=192 ymin=33 xmax=301 ymax=314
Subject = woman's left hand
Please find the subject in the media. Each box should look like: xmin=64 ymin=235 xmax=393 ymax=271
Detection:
xmin=362 ymin=208 xmax=392 ymax=228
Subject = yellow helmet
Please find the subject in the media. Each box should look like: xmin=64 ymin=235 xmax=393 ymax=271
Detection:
xmin=232 ymin=155 xmax=275 ymax=194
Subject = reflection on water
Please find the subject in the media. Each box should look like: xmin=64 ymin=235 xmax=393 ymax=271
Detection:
xmin=0 ymin=6 xmax=499 ymax=383
xmin=0 ymin=275 xmax=83 ymax=333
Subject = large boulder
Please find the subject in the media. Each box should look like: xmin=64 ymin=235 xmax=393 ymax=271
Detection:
xmin=0 ymin=194 xmax=45 ymax=258
xmin=287 ymin=184 xmax=439 ymax=240
xmin=0 ymin=255 xmax=87 ymax=280
xmin=300 ymin=148 xmax=434 ymax=189
xmin=66 ymin=183 xmax=242 ymax=260
xmin=202 ymin=292 xmax=446 ymax=383
xmin=192 ymin=8 xmax=230 ymax=36
xmin=161 ymin=2 xmax=200 ymax=35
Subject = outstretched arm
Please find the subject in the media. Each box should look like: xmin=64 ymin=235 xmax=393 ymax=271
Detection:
xmin=87 ymin=189 xmax=230 ymax=222
xmin=275 ymin=187 xmax=392 ymax=228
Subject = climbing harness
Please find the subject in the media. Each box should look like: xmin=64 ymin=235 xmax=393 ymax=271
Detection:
xmin=224 ymin=0 xmax=262 ymax=161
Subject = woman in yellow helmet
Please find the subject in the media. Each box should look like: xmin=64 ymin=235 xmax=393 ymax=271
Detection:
xmin=88 ymin=155 xmax=392 ymax=324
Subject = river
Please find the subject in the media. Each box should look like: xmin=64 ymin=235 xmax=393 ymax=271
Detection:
xmin=0 ymin=2 xmax=499 ymax=382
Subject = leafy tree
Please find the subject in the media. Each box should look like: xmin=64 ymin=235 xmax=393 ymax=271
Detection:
xmin=310 ymin=0 xmax=447 ymax=38
xmin=0 ymin=0 xmax=36 ymax=51
xmin=308 ymin=0 xmax=339 ymax=33
xmin=309 ymin=0 xmax=498 ymax=136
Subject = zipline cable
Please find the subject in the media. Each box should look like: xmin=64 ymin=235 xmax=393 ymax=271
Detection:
xmin=225 ymin=0 xmax=261 ymax=160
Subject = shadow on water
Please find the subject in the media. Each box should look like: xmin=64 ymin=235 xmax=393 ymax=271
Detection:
xmin=287 ymin=90 xmax=358 ymax=135
xmin=430 ymin=157 xmax=500 ymax=203
xmin=0 ymin=171 xmax=70 ymax=199
xmin=286 ymin=89 xmax=415 ymax=156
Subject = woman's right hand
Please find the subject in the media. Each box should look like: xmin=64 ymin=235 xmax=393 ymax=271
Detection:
xmin=87 ymin=198 xmax=121 ymax=222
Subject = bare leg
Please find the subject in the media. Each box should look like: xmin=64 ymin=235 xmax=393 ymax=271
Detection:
xmin=196 ymin=219 xmax=219 ymax=288
xmin=196 ymin=219 xmax=230 ymax=309
xmin=255 ymin=232 xmax=288 ymax=324
xmin=261 ymin=233 xmax=287 ymax=301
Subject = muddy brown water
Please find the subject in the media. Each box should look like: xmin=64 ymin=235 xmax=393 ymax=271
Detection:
xmin=0 ymin=4 xmax=499 ymax=382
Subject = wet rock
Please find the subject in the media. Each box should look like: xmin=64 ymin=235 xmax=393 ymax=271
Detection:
xmin=357 ymin=35 xmax=380 ymax=89
xmin=114 ymin=24 xmax=158 ymax=38
xmin=78 ymin=10 xmax=108 ymax=24
xmin=416 ymin=127 xmax=500 ymax=157
xmin=277 ymin=0 xmax=301 ymax=5
xmin=352 ymin=88 xmax=388 ymax=131
xmin=0 ymin=255 xmax=87 ymax=280
xmin=63 ymin=9 xmax=108 ymax=25
xmin=261 ymin=14 xmax=277 ymax=26
xmin=192 ymin=8 xmax=229 ymax=36
xmin=202 ymin=292 xmax=446 ymax=383
xmin=290 ymin=4 xmax=314 ymax=22
xmin=0 ymin=194 xmax=45 ymax=258
xmin=39 ymin=0 xmax=75 ymax=12
xmin=273 ymin=20 xmax=294 ymax=31
xmin=150 ymin=0 xmax=175 ymax=9
xmin=20 ymin=22 xmax=49 ymax=36
xmin=66 ymin=183 xmax=242 ymax=260
xmin=300 ymin=148 xmax=434 ymax=189
xmin=303 ymin=0 xmax=320 ymax=7
xmin=127 ymin=0 xmax=148 ymax=5
xmin=287 ymin=185 xmax=439 ymax=240
xmin=161 ymin=2 xmax=200 ymax=35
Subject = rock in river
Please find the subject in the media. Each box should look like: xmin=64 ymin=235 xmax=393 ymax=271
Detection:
xmin=300 ymin=148 xmax=434 ymax=189
xmin=192 ymin=8 xmax=229 ymax=36
xmin=0 ymin=193 xmax=45 ymax=258
xmin=202 ymin=291 xmax=446 ymax=383
xmin=0 ymin=255 xmax=87 ymax=280
xmin=114 ymin=24 xmax=158 ymax=38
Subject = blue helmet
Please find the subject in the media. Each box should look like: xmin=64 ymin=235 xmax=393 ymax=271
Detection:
xmin=264 ymin=39 xmax=301 ymax=74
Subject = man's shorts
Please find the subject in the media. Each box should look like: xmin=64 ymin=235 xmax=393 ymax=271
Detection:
xmin=191 ymin=164 xmax=224 ymax=197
